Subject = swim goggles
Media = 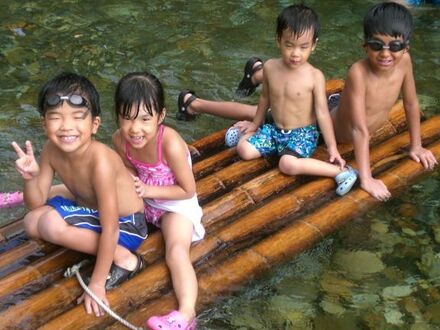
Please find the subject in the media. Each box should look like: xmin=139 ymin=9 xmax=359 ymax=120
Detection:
xmin=45 ymin=94 xmax=89 ymax=108
xmin=366 ymin=39 xmax=408 ymax=52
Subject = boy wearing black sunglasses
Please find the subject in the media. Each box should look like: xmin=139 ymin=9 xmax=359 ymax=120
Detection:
xmin=330 ymin=1 xmax=437 ymax=201
xmin=11 ymin=72 xmax=147 ymax=317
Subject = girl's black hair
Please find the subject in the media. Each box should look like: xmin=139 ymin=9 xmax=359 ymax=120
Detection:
xmin=276 ymin=4 xmax=320 ymax=42
xmin=364 ymin=2 xmax=413 ymax=42
xmin=38 ymin=72 xmax=101 ymax=117
xmin=114 ymin=71 xmax=165 ymax=121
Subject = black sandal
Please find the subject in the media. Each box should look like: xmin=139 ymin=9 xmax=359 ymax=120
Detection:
xmin=235 ymin=57 xmax=263 ymax=98
xmin=176 ymin=89 xmax=197 ymax=121
xmin=105 ymin=254 xmax=144 ymax=290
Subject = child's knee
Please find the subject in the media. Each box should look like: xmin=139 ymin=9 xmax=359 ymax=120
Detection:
xmin=23 ymin=211 xmax=40 ymax=238
xmin=236 ymin=139 xmax=258 ymax=160
xmin=37 ymin=210 xmax=65 ymax=242
xmin=165 ymin=243 xmax=189 ymax=265
xmin=278 ymin=155 xmax=299 ymax=175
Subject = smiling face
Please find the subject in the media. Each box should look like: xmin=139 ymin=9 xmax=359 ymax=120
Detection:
xmin=364 ymin=33 xmax=408 ymax=71
xmin=277 ymin=28 xmax=316 ymax=69
xmin=118 ymin=103 xmax=165 ymax=150
xmin=43 ymin=100 xmax=100 ymax=154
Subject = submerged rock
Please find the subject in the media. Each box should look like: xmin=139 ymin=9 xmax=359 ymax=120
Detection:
xmin=382 ymin=285 xmax=413 ymax=300
xmin=333 ymin=250 xmax=385 ymax=277
xmin=320 ymin=273 xmax=355 ymax=298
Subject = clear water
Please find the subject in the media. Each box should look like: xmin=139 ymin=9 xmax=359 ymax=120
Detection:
xmin=0 ymin=1 xmax=439 ymax=328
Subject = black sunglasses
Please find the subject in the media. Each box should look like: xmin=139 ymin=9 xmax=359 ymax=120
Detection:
xmin=366 ymin=40 xmax=408 ymax=53
xmin=46 ymin=94 xmax=89 ymax=108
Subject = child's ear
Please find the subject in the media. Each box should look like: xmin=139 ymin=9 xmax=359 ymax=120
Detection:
xmin=41 ymin=116 xmax=47 ymax=133
xmin=362 ymin=42 xmax=368 ymax=52
xmin=92 ymin=116 xmax=101 ymax=134
xmin=312 ymin=38 xmax=319 ymax=51
xmin=158 ymin=108 xmax=166 ymax=124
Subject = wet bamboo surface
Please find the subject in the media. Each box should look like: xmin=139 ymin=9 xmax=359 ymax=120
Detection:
xmin=1 ymin=79 xmax=438 ymax=328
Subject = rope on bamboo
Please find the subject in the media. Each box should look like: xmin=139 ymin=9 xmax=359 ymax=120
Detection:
xmin=63 ymin=260 xmax=143 ymax=330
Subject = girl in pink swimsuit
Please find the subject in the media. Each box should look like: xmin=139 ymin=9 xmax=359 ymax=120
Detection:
xmin=113 ymin=72 xmax=203 ymax=330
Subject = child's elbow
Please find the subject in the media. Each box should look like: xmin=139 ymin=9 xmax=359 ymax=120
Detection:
xmin=352 ymin=126 xmax=369 ymax=140
xmin=184 ymin=189 xmax=196 ymax=199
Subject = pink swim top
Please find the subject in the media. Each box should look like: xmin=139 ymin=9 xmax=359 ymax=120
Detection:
xmin=125 ymin=125 xmax=176 ymax=188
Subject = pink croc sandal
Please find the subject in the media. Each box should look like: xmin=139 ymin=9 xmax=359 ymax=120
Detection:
xmin=146 ymin=310 xmax=196 ymax=330
xmin=0 ymin=191 xmax=23 ymax=209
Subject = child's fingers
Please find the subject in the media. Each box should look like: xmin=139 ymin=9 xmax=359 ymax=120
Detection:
xmin=25 ymin=141 xmax=34 ymax=157
xmin=11 ymin=141 xmax=26 ymax=158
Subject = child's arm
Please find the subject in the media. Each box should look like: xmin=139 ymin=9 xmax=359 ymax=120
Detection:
xmin=237 ymin=61 xmax=271 ymax=133
xmin=133 ymin=129 xmax=196 ymax=200
xmin=347 ymin=66 xmax=391 ymax=201
xmin=83 ymin=157 xmax=120 ymax=316
xmin=401 ymin=55 xmax=438 ymax=169
xmin=313 ymin=70 xmax=345 ymax=169
xmin=12 ymin=140 xmax=54 ymax=208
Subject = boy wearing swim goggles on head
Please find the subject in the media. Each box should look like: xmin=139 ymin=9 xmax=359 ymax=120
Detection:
xmin=11 ymin=72 xmax=147 ymax=318
xmin=330 ymin=1 xmax=437 ymax=201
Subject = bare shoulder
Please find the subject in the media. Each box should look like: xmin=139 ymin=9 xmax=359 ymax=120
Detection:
xmin=347 ymin=59 xmax=368 ymax=79
xmin=162 ymin=126 xmax=188 ymax=155
xmin=310 ymin=65 xmax=325 ymax=83
xmin=400 ymin=52 xmax=413 ymax=72
xmin=90 ymin=141 xmax=124 ymax=171
xmin=262 ymin=58 xmax=279 ymax=75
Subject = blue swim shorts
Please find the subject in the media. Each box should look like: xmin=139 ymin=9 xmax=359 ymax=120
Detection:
xmin=247 ymin=123 xmax=319 ymax=158
xmin=46 ymin=196 xmax=148 ymax=251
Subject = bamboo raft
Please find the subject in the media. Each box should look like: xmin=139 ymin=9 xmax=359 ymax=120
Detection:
xmin=0 ymin=79 xmax=439 ymax=329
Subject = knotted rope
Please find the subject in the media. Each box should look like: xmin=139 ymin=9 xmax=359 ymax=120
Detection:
xmin=64 ymin=260 xmax=143 ymax=330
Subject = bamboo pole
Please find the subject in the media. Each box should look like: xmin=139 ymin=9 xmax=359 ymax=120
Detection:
xmin=31 ymin=120 xmax=440 ymax=330
xmin=0 ymin=241 xmax=57 ymax=273
xmin=0 ymin=102 xmax=413 ymax=301
xmin=105 ymin=139 xmax=440 ymax=330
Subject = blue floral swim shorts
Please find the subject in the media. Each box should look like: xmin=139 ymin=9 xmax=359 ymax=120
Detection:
xmin=247 ymin=123 xmax=319 ymax=158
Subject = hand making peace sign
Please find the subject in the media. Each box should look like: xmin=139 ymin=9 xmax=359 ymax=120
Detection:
xmin=11 ymin=140 xmax=40 ymax=180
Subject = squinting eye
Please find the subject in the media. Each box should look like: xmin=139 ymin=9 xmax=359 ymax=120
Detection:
xmin=47 ymin=115 xmax=60 ymax=120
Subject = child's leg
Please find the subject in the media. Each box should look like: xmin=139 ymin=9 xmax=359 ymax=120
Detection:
xmin=182 ymin=92 xmax=257 ymax=121
xmin=279 ymin=154 xmax=342 ymax=177
xmin=23 ymin=205 xmax=53 ymax=238
xmin=26 ymin=207 xmax=138 ymax=270
xmin=279 ymin=155 xmax=358 ymax=196
xmin=161 ymin=212 xmax=197 ymax=321
xmin=236 ymin=133 xmax=263 ymax=160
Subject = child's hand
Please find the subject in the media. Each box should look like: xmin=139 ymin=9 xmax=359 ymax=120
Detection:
xmin=77 ymin=283 xmax=109 ymax=317
xmin=327 ymin=147 xmax=346 ymax=170
xmin=133 ymin=176 xmax=147 ymax=198
xmin=360 ymin=176 xmax=391 ymax=202
xmin=409 ymin=146 xmax=437 ymax=170
xmin=234 ymin=120 xmax=258 ymax=134
xmin=11 ymin=141 xmax=40 ymax=180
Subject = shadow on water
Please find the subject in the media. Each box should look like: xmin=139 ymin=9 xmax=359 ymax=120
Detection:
xmin=0 ymin=0 xmax=439 ymax=328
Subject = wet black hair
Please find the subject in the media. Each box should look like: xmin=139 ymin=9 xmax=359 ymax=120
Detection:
xmin=37 ymin=72 xmax=101 ymax=117
xmin=363 ymin=2 xmax=413 ymax=42
xmin=114 ymin=71 xmax=165 ymax=121
xmin=276 ymin=4 xmax=320 ymax=42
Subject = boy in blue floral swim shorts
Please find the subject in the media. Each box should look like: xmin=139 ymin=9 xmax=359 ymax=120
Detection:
xmin=236 ymin=4 xmax=358 ymax=196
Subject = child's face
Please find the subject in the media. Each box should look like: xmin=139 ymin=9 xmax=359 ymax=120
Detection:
xmin=364 ymin=34 xmax=408 ymax=71
xmin=277 ymin=28 xmax=316 ymax=69
xmin=43 ymin=96 xmax=100 ymax=153
xmin=118 ymin=104 xmax=165 ymax=149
